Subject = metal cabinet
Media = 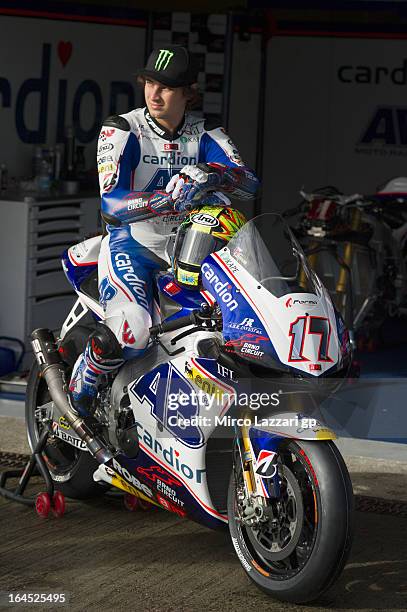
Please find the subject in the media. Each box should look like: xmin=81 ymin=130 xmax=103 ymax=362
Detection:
xmin=0 ymin=194 xmax=100 ymax=368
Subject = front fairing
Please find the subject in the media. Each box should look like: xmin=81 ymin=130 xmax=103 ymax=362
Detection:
xmin=201 ymin=214 xmax=351 ymax=377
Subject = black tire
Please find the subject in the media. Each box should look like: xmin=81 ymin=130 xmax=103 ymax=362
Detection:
xmin=227 ymin=440 xmax=354 ymax=604
xmin=25 ymin=359 xmax=107 ymax=500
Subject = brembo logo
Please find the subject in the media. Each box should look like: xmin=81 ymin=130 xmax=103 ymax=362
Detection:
xmin=285 ymin=297 xmax=317 ymax=308
xmin=202 ymin=262 xmax=238 ymax=311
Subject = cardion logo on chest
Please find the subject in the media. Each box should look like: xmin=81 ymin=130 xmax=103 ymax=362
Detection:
xmin=142 ymin=154 xmax=197 ymax=165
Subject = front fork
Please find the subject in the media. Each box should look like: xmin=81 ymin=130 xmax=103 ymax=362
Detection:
xmin=235 ymin=419 xmax=280 ymax=502
xmin=240 ymin=422 xmax=255 ymax=495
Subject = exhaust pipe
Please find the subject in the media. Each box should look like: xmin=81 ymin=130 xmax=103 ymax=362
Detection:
xmin=31 ymin=328 xmax=113 ymax=465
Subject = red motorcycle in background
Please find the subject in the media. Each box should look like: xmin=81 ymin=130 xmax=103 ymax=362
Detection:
xmin=284 ymin=178 xmax=407 ymax=350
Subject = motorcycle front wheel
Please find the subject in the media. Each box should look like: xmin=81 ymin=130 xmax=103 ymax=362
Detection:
xmin=227 ymin=439 xmax=354 ymax=604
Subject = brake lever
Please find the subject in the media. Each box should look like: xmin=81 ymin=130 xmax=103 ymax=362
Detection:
xmin=170 ymin=312 xmax=220 ymax=345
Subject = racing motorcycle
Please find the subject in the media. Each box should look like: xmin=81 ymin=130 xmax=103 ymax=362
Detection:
xmin=285 ymin=178 xmax=407 ymax=345
xmin=26 ymin=208 xmax=354 ymax=604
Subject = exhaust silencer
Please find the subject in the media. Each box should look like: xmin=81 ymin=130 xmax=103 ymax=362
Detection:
xmin=31 ymin=328 xmax=113 ymax=464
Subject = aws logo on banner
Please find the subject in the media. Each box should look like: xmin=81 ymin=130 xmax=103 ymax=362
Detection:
xmin=359 ymin=106 xmax=407 ymax=147
xmin=0 ymin=43 xmax=135 ymax=144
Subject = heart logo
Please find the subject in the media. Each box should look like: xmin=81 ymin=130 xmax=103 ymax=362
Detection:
xmin=58 ymin=41 xmax=72 ymax=67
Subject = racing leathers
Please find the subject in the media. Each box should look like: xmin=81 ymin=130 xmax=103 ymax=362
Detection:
xmin=69 ymin=107 xmax=259 ymax=414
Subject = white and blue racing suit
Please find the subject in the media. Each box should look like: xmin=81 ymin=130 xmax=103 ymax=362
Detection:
xmin=69 ymin=107 xmax=259 ymax=411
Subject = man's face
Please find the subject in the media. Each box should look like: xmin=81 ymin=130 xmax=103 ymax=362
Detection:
xmin=144 ymin=78 xmax=188 ymax=121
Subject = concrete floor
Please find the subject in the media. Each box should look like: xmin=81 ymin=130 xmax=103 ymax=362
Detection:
xmin=1 ymin=398 xmax=406 ymax=611
xmin=0 ymin=471 xmax=406 ymax=612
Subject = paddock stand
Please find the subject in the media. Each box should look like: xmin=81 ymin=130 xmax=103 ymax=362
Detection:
xmin=0 ymin=425 xmax=65 ymax=518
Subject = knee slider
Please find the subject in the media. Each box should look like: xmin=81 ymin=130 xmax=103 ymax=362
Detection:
xmin=90 ymin=323 xmax=123 ymax=360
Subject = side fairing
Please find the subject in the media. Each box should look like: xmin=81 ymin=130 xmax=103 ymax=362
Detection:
xmin=125 ymin=352 xmax=240 ymax=528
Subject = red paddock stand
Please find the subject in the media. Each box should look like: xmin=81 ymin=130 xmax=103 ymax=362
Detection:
xmin=0 ymin=426 xmax=66 ymax=518
xmin=123 ymin=493 xmax=154 ymax=512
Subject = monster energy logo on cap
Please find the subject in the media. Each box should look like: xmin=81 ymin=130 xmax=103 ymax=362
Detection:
xmin=155 ymin=49 xmax=174 ymax=71
xmin=139 ymin=45 xmax=198 ymax=87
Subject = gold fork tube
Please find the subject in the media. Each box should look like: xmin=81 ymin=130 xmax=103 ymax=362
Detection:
xmin=241 ymin=421 xmax=255 ymax=494
xmin=336 ymin=209 xmax=361 ymax=294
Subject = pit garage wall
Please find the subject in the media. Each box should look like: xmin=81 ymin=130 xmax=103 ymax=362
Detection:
xmin=0 ymin=15 xmax=145 ymax=177
xmin=0 ymin=11 xmax=262 ymax=209
xmin=262 ymin=34 xmax=407 ymax=212
xmin=228 ymin=31 xmax=262 ymax=219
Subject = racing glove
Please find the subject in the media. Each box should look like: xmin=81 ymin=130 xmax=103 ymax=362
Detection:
xmin=166 ymin=162 xmax=259 ymax=206
xmin=174 ymin=190 xmax=232 ymax=211
xmin=166 ymin=164 xmax=223 ymax=206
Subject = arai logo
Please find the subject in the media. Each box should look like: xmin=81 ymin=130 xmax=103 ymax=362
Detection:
xmin=191 ymin=213 xmax=219 ymax=227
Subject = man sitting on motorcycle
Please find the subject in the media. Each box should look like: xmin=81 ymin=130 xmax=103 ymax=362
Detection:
xmin=69 ymin=44 xmax=260 ymax=415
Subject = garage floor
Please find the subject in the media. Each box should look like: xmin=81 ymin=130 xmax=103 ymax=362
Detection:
xmin=0 ymin=472 xmax=406 ymax=612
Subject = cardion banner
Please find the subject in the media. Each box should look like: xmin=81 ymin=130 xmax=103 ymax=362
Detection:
xmin=0 ymin=16 xmax=145 ymax=176
xmin=263 ymin=36 xmax=407 ymax=209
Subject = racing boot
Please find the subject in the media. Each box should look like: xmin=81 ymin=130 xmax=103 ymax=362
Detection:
xmin=69 ymin=324 xmax=123 ymax=417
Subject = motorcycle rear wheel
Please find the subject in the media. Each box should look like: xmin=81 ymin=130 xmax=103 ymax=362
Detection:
xmin=227 ymin=439 xmax=354 ymax=604
xmin=25 ymin=360 xmax=108 ymax=500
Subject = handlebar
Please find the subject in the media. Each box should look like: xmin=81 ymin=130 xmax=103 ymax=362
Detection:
xmin=282 ymin=190 xmax=365 ymax=219
xmin=149 ymin=311 xmax=199 ymax=337
xmin=149 ymin=304 xmax=221 ymax=338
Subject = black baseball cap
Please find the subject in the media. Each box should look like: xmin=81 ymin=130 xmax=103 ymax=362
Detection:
xmin=137 ymin=45 xmax=199 ymax=87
